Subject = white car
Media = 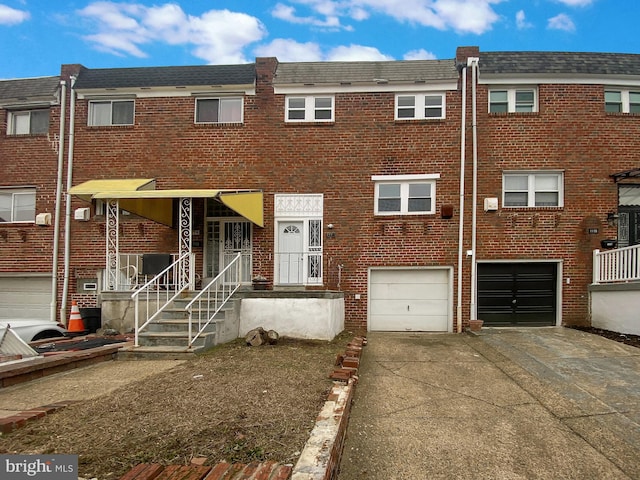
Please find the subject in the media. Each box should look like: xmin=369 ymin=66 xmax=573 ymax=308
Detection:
xmin=0 ymin=320 xmax=67 ymax=344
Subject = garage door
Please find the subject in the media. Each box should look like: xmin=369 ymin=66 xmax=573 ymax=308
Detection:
xmin=0 ymin=276 xmax=52 ymax=320
xmin=477 ymin=263 xmax=557 ymax=327
xmin=369 ymin=269 xmax=450 ymax=332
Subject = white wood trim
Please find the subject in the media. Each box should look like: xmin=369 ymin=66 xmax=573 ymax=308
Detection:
xmin=371 ymin=173 xmax=440 ymax=181
xmin=274 ymin=82 xmax=458 ymax=95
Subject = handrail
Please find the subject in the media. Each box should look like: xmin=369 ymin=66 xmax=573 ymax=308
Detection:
xmin=593 ymin=244 xmax=640 ymax=284
xmin=185 ymin=252 xmax=242 ymax=348
xmin=132 ymin=252 xmax=193 ymax=347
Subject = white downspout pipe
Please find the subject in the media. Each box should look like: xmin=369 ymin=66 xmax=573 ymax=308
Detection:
xmin=61 ymin=76 xmax=77 ymax=324
xmin=50 ymin=80 xmax=66 ymax=323
xmin=469 ymin=57 xmax=480 ymax=322
xmin=456 ymin=64 xmax=467 ymax=333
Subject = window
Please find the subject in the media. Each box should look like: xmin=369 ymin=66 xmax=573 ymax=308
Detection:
xmin=88 ymin=100 xmax=134 ymax=126
xmin=489 ymin=88 xmax=537 ymax=113
xmin=285 ymin=96 xmax=334 ymax=122
xmin=605 ymin=89 xmax=640 ymax=113
xmin=373 ymin=175 xmax=438 ymax=215
xmin=195 ymin=97 xmax=243 ymax=123
xmin=7 ymin=109 xmax=49 ymax=135
xmin=395 ymin=93 xmax=445 ymax=120
xmin=0 ymin=188 xmax=36 ymax=223
xmin=503 ymin=172 xmax=563 ymax=208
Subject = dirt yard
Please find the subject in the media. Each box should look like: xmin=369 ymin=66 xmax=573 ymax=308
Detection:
xmin=0 ymin=333 xmax=353 ymax=480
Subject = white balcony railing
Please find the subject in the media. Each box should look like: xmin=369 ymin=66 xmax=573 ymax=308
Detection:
xmin=593 ymin=244 xmax=640 ymax=284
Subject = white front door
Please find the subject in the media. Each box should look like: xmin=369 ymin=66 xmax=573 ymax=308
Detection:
xmin=205 ymin=219 xmax=252 ymax=283
xmin=278 ymin=221 xmax=303 ymax=284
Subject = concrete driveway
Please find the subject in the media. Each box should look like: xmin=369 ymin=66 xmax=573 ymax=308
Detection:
xmin=338 ymin=327 xmax=640 ymax=480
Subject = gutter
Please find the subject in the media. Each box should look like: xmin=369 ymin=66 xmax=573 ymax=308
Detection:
xmin=61 ymin=76 xmax=77 ymax=325
xmin=50 ymin=80 xmax=66 ymax=322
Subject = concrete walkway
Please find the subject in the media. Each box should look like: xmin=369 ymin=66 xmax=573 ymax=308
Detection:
xmin=338 ymin=328 xmax=640 ymax=480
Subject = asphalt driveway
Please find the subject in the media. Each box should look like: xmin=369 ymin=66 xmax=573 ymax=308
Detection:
xmin=338 ymin=327 xmax=640 ymax=479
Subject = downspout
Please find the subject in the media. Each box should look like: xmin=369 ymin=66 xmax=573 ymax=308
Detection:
xmin=61 ymin=76 xmax=77 ymax=324
xmin=456 ymin=63 xmax=467 ymax=333
xmin=50 ymin=80 xmax=66 ymax=322
xmin=469 ymin=57 xmax=480 ymax=322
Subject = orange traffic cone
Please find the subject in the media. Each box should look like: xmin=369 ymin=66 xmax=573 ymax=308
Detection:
xmin=67 ymin=301 xmax=86 ymax=334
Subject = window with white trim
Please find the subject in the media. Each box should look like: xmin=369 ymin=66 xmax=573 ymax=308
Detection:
xmin=503 ymin=172 xmax=563 ymax=207
xmin=395 ymin=93 xmax=445 ymax=120
xmin=6 ymin=109 xmax=49 ymax=135
xmin=88 ymin=100 xmax=134 ymax=126
xmin=605 ymin=89 xmax=640 ymax=113
xmin=0 ymin=188 xmax=36 ymax=223
xmin=195 ymin=97 xmax=243 ymax=123
xmin=373 ymin=175 xmax=438 ymax=215
xmin=489 ymin=88 xmax=537 ymax=113
xmin=285 ymin=96 xmax=334 ymax=122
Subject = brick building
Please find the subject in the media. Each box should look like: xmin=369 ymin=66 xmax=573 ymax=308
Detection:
xmin=1 ymin=46 xmax=639 ymax=337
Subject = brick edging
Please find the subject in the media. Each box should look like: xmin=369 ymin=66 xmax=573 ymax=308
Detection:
xmin=0 ymin=401 xmax=79 ymax=434
xmin=291 ymin=336 xmax=366 ymax=480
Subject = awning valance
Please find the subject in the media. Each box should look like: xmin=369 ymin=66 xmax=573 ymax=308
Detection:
xmin=69 ymin=179 xmax=264 ymax=227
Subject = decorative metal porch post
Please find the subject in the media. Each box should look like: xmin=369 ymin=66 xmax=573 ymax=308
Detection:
xmin=105 ymin=199 xmax=120 ymax=290
xmin=179 ymin=197 xmax=193 ymax=289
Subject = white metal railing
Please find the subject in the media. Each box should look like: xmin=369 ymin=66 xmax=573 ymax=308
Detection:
xmin=185 ymin=252 xmax=242 ymax=348
xmin=593 ymin=244 xmax=640 ymax=284
xmin=132 ymin=252 xmax=194 ymax=347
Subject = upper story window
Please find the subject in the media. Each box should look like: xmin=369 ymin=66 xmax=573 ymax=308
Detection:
xmin=88 ymin=100 xmax=134 ymax=126
xmin=6 ymin=109 xmax=49 ymax=135
xmin=605 ymin=89 xmax=640 ymax=113
xmin=395 ymin=93 xmax=445 ymax=120
xmin=489 ymin=88 xmax=537 ymax=113
xmin=372 ymin=174 xmax=439 ymax=215
xmin=503 ymin=172 xmax=563 ymax=208
xmin=285 ymin=96 xmax=334 ymax=122
xmin=0 ymin=188 xmax=36 ymax=223
xmin=195 ymin=97 xmax=243 ymax=124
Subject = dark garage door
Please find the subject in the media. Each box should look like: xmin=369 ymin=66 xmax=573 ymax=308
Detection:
xmin=477 ymin=263 xmax=557 ymax=326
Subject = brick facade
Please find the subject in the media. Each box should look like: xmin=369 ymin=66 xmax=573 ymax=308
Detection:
xmin=2 ymin=46 xmax=639 ymax=332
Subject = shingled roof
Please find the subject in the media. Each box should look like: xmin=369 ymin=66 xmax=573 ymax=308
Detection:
xmin=480 ymin=51 xmax=640 ymax=76
xmin=73 ymin=64 xmax=256 ymax=90
xmin=274 ymin=59 xmax=458 ymax=86
xmin=0 ymin=76 xmax=60 ymax=104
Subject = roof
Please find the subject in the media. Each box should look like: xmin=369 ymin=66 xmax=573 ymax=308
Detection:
xmin=274 ymin=59 xmax=458 ymax=86
xmin=73 ymin=64 xmax=256 ymax=90
xmin=0 ymin=76 xmax=60 ymax=104
xmin=480 ymin=51 xmax=640 ymax=76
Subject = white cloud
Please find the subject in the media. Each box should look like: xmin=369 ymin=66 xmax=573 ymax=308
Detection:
xmin=554 ymin=0 xmax=594 ymax=6
xmin=548 ymin=13 xmax=575 ymax=32
xmin=77 ymin=2 xmax=267 ymax=64
xmin=0 ymin=4 xmax=30 ymax=25
xmin=403 ymin=48 xmax=437 ymax=60
xmin=277 ymin=0 xmax=504 ymax=35
xmin=516 ymin=10 xmax=532 ymax=29
xmin=271 ymin=2 xmax=347 ymax=30
xmin=254 ymin=38 xmax=323 ymax=61
xmin=326 ymin=44 xmax=393 ymax=61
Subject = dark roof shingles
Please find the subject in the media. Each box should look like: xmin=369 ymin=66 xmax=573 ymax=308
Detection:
xmin=0 ymin=76 xmax=60 ymax=103
xmin=480 ymin=51 xmax=640 ymax=76
xmin=73 ymin=64 xmax=256 ymax=89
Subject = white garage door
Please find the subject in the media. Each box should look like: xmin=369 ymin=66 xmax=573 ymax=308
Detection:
xmin=0 ymin=276 xmax=52 ymax=320
xmin=369 ymin=269 xmax=450 ymax=332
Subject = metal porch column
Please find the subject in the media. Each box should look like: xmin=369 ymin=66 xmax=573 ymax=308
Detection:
xmin=106 ymin=198 xmax=120 ymax=290
xmin=179 ymin=197 xmax=193 ymax=289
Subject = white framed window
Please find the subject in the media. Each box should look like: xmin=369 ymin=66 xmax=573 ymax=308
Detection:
xmin=372 ymin=174 xmax=439 ymax=215
xmin=605 ymin=89 xmax=640 ymax=113
xmin=503 ymin=172 xmax=563 ymax=208
xmin=195 ymin=97 xmax=243 ymax=124
xmin=0 ymin=188 xmax=36 ymax=223
xmin=88 ymin=100 xmax=134 ymax=126
xmin=7 ymin=109 xmax=49 ymax=135
xmin=489 ymin=88 xmax=537 ymax=113
xmin=395 ymin=93 xmax=445 ymax=120
xmin=285 ymin=96 xmax=334 ymax=122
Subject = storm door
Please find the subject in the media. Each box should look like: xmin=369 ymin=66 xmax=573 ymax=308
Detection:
xmin=205 ymin=219 xmax=252 ymax=284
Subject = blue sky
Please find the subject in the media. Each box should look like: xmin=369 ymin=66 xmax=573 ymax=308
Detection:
xmin=0 ymin=0 xmax=638 ymax=79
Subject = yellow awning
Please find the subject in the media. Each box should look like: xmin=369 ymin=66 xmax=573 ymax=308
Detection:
xmin=69 ymin=180 xmax=264 ymax=227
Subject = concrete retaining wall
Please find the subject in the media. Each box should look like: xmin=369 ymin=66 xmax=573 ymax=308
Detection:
xmin=589 ymin=283 xmax=640 ymax=335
